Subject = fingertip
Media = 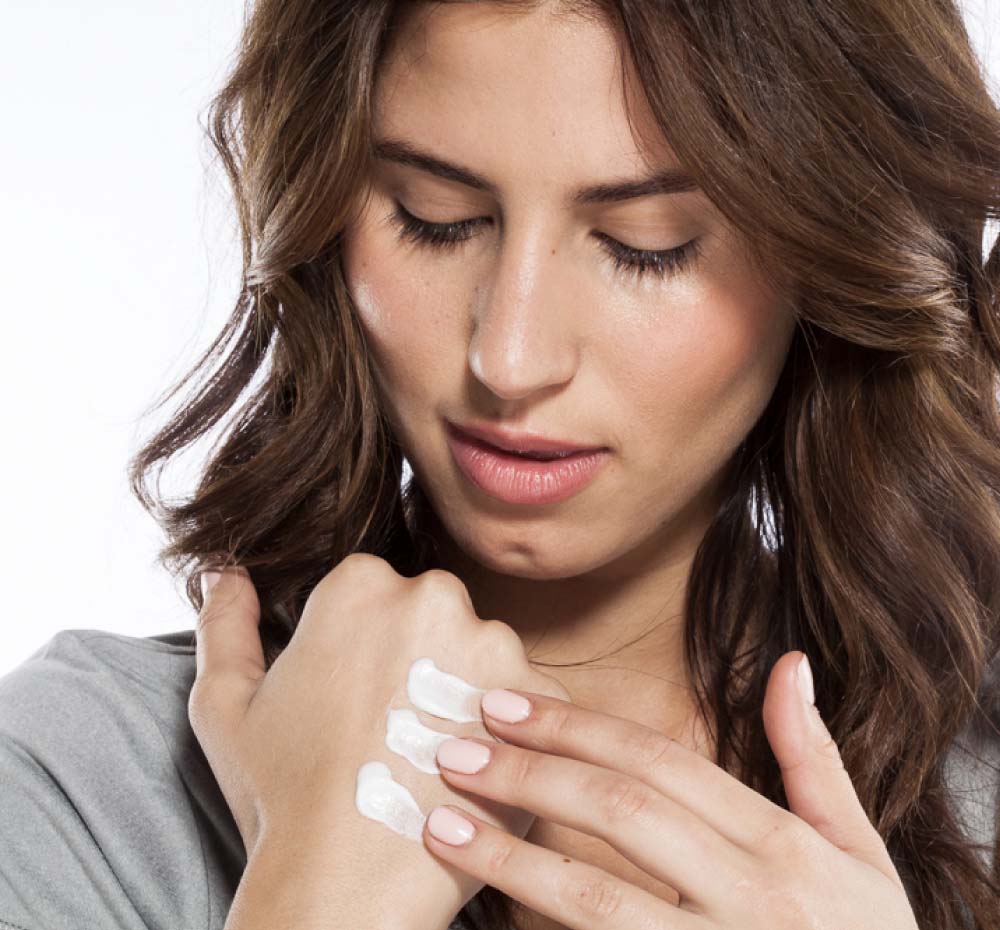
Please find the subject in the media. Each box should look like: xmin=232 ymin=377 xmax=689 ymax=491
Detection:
xmin=199 ymin=569 xmax=223 ymax=601
xmin=426 ymin=805 xmax=478 ymax=846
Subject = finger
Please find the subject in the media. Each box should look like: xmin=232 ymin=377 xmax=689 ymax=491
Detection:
xmin=423 ymin=805 xmax=705 ymax=930
xmin=192 ymin=565 xmax=263 ymax=721
xmin=435 ymin=737 xmax=746 ymax=906
xmin=478 ymin=688 xmax=785 ymax=851
xmin=763 ymin=651 xmax=900 ymax=882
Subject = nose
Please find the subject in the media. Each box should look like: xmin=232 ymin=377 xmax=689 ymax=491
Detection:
xmin=467 ymin=229 xmax=580 ymax=402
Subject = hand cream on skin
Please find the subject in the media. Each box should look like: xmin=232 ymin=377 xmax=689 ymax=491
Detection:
xmin=354 ymin=657 xmax=492 ymax=840
xmin=385 ymin=707 xmax=454 ymax=774
xmin=355 ymin=761 xmax=427 ymax=842
xmin=406 ymin=656 xmax=487 ymax=722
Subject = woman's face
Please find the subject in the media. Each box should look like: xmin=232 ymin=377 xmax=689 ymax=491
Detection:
xmin=341 ymin=2 xmax=797 ymax=582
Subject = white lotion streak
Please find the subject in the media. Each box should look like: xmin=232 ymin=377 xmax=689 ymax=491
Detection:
xmin=407 ymin=656 xmax=486 ymax=722
xmin=355 ymin=657 xmax=490 ymax=842
xmin=385 ymin=707 xmax=453 ymax=774
xmin=355 ymin=761 xmax=426 ymax=841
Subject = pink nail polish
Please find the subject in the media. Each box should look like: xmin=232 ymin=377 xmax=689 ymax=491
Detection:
xmin=427 ymin=806 xmax=476 ymax=845
xmin=199 ymin=569 xmax=222 ymax=599
xmin=482 ymin=689 xmax=531 ymax=723
xmin=437 ymin=738 xmax=491 ymax=774
xmin=797 ymin=654 xmax=815 ymax=706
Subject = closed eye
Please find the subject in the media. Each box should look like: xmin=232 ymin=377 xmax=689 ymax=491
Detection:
xmin=386 ymin=201 xmax=702 ymax=283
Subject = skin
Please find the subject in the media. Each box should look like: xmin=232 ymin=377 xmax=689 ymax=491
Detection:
xmin=195 ymin=570 xmax=918 ymax=930
xmin=424 ymin=677 xmax=918 ymax=930
xmin=340 ymin=2 xmax=813 ymax=926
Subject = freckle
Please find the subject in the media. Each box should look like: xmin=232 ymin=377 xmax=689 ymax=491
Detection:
xmin=562 ymin=857 xmax=571 ymax=863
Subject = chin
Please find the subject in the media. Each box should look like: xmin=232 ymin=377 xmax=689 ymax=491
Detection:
xmin=449 ymin=518 xmax=609 ymax=581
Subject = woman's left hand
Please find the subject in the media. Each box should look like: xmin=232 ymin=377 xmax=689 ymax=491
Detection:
xmin=422 ymin=650 xmax=919 ymax=930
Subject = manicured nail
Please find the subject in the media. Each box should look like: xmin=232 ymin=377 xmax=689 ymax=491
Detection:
xmin=797 ymin=653 xmax=815 ymax=706
xmin=427 ymin=806 xmax=476 ymax=845
xmin=482 ymin=689 xmax=531 ymax=723
xmin=437 ymin=738 xmax=492 ymax=774
xmin=199 ymin=570 xmax=222 ymax=599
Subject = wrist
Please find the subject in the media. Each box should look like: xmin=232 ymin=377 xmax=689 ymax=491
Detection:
xmin=241 ymin=829 xmax=461 ymax=930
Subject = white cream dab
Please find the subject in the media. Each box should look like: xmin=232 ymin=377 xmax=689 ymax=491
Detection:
xmin=355 ymin=657 xmax=491 ymax=840
xmin=354 ymin=761 xmax=427 ymax=841
xmin=406 ymin=656 xmax=487 ymax=722
xmin=385 ymin=707 xmax=453 ymax=774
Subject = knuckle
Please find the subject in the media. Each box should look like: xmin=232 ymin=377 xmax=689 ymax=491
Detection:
xmin=755 ymin=813 xmax=816 ymax=861
xmin=319 ymin=553 xmax=392 ymax=596
xmin=504 ymin=747 xmax=541 ymax=792
xmin=626 ymin=726 xmax=677 ymax=774
xmin=484 ymin=837 xmax=514 ymax=873
xmin=338 ymin=551 xmax=386 ymax=572
xmin=187 ymin=675 xmax=219 ymax=713
xmin=542 ymin=699 xmax=577 ymax=746
xmin=478 ymin=619 xmax=526 ymax=656
xmin=596 ymin=774 xmax=655 ymax=823
xmin=559 ymin=874 xmax=625 ymax=921
xmin=415 ymin=569 xmax=473 ymax=606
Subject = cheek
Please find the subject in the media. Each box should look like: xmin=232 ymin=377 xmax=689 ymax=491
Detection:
xmin=620 ymin=282 xmax=794 ymax=459
xmin=342 ymin=228 xmax=461 ymax=397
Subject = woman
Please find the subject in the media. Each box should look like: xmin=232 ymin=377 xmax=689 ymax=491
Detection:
xmin=1 ymin=1 xmax=998 ymax=928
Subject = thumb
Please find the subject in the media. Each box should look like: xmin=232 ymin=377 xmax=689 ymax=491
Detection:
xmin=192 ymin=565 xmax=264 ymax=721
xmin=762 ymin=651 xmax=898 ymax=882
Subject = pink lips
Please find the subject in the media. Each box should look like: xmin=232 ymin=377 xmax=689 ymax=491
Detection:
xmin=450 ymin=419 xmax=606 ymax=456
xmin=446 ymin=423 xmax=611 ymax=506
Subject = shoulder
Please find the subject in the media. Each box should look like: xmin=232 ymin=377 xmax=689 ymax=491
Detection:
xmin=0 ymin=628 xmax=196 ymax=749
xmin=0 ymin=628 xmax=244 ymax=930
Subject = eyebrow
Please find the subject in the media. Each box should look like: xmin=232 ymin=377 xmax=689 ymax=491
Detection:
xmin=373 ymin=136 xmax=700 ymax=205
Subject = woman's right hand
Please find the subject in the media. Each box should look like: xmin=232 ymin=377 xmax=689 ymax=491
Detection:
xmin=189 ymin=553 xmax=571 ymax=929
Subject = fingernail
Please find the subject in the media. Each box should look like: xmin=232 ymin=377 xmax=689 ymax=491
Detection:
xmin=427 ymin=806 xmax=476 ymax=846
xmin=437 ymin=738 xmax=492 ymax=774
xmin=481 ymin=689 xmax=531 ymax=723
xmin=797 ymin=653 xmax=815 ymax=706
xmin=199 ymin=570 xmax=222 ymax=599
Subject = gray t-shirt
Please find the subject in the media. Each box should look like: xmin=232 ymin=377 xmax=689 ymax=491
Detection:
xmin=0 ymin=628 xmax=996 ymax=930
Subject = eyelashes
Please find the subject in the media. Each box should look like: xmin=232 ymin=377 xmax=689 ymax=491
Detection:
xmin=386 ymin=201 xmax=702 ymax=283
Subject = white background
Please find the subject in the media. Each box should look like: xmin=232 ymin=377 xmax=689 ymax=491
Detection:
xmin=1 ymin=2 xmax=998 ymax=677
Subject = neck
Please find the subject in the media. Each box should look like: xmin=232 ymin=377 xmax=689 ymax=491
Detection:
xmin=409 ymin=481 xmax=720 ymax=733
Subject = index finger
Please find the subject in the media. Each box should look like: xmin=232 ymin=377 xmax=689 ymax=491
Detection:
xmin=194 ymin=565 xmax=264 ymax=703
xmin=479 ymin=689 xmax=788 ymax=851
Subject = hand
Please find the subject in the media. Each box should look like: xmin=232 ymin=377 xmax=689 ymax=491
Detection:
xmin=189 ymin=555 xmax=571 ymax=929
xmin=421 ymin=651 xmax=920 ymax=929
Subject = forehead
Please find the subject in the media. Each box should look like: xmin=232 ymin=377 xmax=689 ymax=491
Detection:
xmin=373 ymin=2 xmax=683 ymax=201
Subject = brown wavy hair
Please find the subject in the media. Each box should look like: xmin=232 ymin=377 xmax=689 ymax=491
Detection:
xmin=127 ymin=0 xmax=1000 ymax=926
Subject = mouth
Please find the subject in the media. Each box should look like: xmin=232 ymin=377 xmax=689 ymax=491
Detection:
xmin=457 ymin=435 xmax=590 ymax=462
xmin=444 ymin=421 xmax=612 ymax=506
xmin=445 ymin=419 xmax=608 ymax=459
xmin=491 ymin=447 xmax=576 ymax=462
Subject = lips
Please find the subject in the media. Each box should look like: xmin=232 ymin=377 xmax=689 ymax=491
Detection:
xmin=445 ymin=426 xmax=612 ymax=506
xmin=505 ymin=448 xmax=575 ymax=461
xmin=446 ymin=419 xmax=606 ymax=458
